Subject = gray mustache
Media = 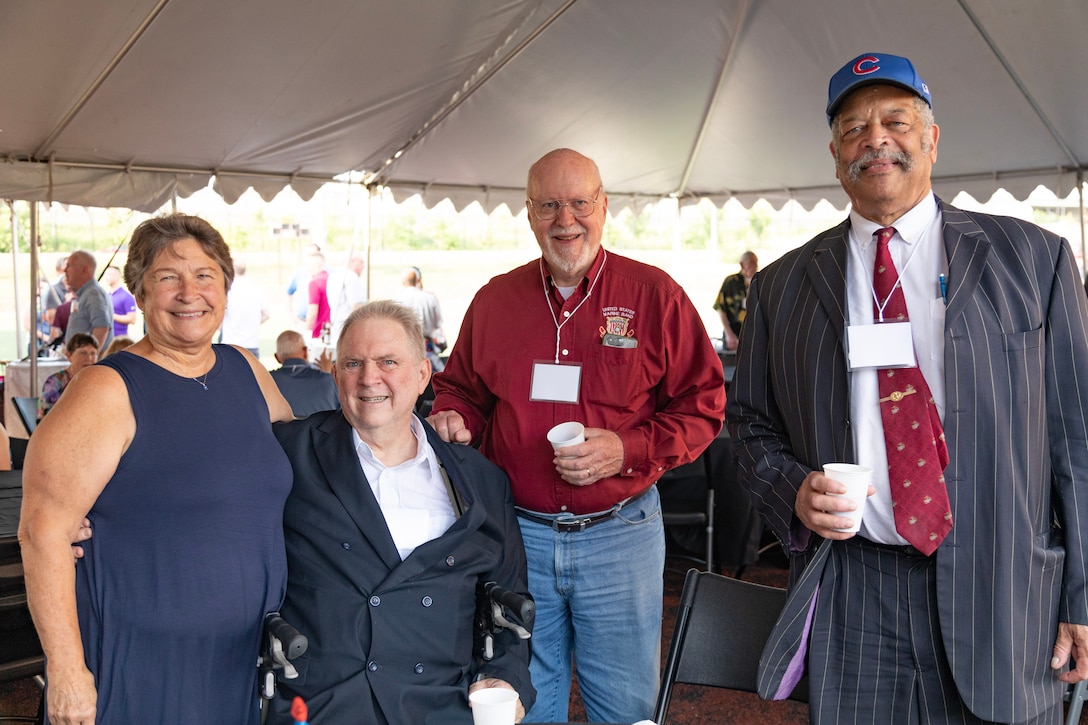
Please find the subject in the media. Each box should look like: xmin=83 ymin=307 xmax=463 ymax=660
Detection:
xmin=845 ymin=150 xmax=914 ymax=182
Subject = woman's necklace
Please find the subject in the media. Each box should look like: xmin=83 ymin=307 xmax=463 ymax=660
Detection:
xmin=145 ymin=344 xmax=214 ymax=390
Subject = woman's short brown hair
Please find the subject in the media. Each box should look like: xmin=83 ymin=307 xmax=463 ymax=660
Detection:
xmin=124 ymin=214 xmax=233 ymax=301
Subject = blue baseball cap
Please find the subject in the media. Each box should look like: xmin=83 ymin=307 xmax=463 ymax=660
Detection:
xmin=826 ymin=52 xmax=931 ymax=126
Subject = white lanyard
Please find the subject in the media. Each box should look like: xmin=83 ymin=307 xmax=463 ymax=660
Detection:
xmin=538 ymin=250 xmax=608 ymax=363
xmin=854 ymin=231 xmax=922 ymax=323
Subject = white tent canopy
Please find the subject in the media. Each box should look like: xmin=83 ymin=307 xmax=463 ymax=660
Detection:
xmin=0 ymin=0 xmax=1085 ymax=214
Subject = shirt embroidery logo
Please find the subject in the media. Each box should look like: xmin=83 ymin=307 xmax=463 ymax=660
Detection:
xmin=600 ymin=306 xmax=635 ymax=339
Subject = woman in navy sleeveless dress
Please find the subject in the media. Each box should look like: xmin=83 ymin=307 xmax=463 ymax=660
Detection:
xmin=19 ymin=215 xmax=296 ymax=724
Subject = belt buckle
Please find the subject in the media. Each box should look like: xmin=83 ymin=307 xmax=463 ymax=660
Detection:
xmin=551 ymin=517 xmax=581 ymax=532
xmin=551 ymin=515 xmax=592 ymax=532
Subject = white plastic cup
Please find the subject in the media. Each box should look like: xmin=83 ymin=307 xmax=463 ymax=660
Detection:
xmin=547 ymin=421 xmax=585 ymax=450
xmin=469 ymin=687 xmax=518 ymax=725
xmin=822 ymin=463 xmax=873 ymax=533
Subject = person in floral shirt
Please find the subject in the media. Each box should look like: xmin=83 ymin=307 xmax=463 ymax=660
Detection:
xmin=38 ymin=333 xmax=98 ymax=420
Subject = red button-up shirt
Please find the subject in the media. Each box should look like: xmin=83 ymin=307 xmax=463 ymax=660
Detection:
xmin=432 ymin=248 xmax=725 ymax=514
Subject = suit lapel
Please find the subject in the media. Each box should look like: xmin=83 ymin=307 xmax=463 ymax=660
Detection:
xmin=376 ymin=422 xmax=489 ymax=584
xmin=938 ymin=199 xmax=990 ymax=329
xmin=312 ymin=413 xmax=402 ymax=571
xmin=803 ymin=207 xmax=989 ymax=340
xmin=806 ymin=221 xmax=850 ymax=342
xmin=421 ymin=421 xmax=486 ymax=516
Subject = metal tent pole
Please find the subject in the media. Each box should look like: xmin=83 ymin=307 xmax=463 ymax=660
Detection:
xmin=29 ymin=203 xmax=39 ymax=394
xmin=1078 ymin=170 xmax=1085 ymax=281
xmin=8 ymin=201 xmax=24 ymax=360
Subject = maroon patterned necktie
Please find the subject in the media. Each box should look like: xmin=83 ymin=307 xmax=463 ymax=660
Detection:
xmin=873 ymin=227 xmax=952 ymax=555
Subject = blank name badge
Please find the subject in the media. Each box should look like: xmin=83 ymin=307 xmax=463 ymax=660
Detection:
xmin=846 ymin=321 xmax=917 ymax=370
xmin=530 ymin=361 xmax=582 ymax=403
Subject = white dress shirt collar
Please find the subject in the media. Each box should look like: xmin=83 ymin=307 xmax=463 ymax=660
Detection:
xmin=351 ymin=417 xmax=456 ymax=559
xmin=849 ymin=192 xmax=940 ymax=256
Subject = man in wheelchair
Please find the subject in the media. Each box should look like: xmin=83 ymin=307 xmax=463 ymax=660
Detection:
xmin=267 ymin=302 xmax=534 ymax=724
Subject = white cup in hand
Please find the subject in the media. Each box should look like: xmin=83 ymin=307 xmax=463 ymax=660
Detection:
xmin=469 ymin=687 xmax=518 ymax=725
xmin=547 ymin=421 xmax=585 ymax=451
xmin=823 ymin=463 xmax=872 ymax=533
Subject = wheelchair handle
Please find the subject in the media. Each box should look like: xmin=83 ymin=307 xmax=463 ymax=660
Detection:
xmin=265 ymin=612 xmax=308 ymax=660
xmin=483 ymin=581 xmax=535 ymax=625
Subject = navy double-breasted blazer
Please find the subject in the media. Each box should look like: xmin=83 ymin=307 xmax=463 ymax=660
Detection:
xmin=268 ymin=411 xmax=534 ymax=724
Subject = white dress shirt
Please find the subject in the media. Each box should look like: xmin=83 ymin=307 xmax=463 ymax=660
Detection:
xmin=352 ymin=417 xmax=457 ymax=559
xmin=845 ymin=193 xmax=947 ymax=544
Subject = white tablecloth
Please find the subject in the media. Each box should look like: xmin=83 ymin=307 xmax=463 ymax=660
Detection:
xmin=4 ymin=359 xmax=70 ymax=438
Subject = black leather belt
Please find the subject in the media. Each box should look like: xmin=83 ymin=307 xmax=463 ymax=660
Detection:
xmin=516 ymin=508 xmax=618 ymax=532
xmin=851 ymin=535 xmax=929 ymax=557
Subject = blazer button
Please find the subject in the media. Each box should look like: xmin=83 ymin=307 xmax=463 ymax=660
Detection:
xmin=421 ymin=596 xmax=433 ymax=607
xmin=367 ymin=661 xmax=378 ymax=672
xmin=445 ymin=555 xmax=456 ymax=566
xmin=341 ymin=542 xmax=351 ymax=550
xmin=369 ymin=595 xmax=381 ymax=607
xmin=414 ymin=663 xmax=425 ymax=674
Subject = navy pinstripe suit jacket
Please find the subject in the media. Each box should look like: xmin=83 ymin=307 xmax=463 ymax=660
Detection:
xmin=726 ymin=197 xmax=1088 ymax=722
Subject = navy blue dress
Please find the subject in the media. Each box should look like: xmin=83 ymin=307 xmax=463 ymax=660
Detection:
xmin=74 ymin=346 xmax=291 ymax=723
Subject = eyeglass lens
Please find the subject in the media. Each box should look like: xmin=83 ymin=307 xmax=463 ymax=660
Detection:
xmin=532 ymin=195 xmax=598 ymax=220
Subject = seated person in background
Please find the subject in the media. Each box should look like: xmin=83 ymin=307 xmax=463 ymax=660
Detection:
xmin=269 ymin=329 xmax=339 ymax=418
xmin=102 ymin=335 xmax=135 ymax=359
xmin=269 ymin=301 xmax=534 ymax=724
xmin=27 ymin=306 xmax=56 ymax=357
xmin=38 ymin=333 xmax=99 ymax=420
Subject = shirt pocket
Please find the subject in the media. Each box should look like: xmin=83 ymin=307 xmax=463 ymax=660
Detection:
xmin=581 ymin=344 xmax=645 ymax=409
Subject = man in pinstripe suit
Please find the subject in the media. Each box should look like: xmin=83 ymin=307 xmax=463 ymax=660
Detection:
xmin=727 ymin=52 xmax=1088 ymax=723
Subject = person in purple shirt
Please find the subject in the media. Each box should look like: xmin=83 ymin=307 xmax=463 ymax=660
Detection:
xmin=104 ymin=265 xmax=137 ymax=337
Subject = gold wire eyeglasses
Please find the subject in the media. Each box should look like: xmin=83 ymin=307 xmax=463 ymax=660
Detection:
xmin=527 ymin=186 xmax=603 ymax=221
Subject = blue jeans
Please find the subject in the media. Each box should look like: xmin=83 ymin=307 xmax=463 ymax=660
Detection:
xmin=518 ymin=486 xmax=665 ymax=723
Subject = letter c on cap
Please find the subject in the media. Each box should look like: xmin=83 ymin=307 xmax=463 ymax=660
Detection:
xmin=853 ymin=56 xmax=880 ymax=76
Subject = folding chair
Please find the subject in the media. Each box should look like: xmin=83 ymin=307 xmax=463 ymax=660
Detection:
xmin=12 ymin=399 xmax=38 ymax=437
xmin=1067 ymin=679 xmax=1087 ymax=725
xmin=0 ymin=540 xmax=20 ymax=570
xmin=653 ymin=568 xmax=807 ymax=724
xmin=8 ymin=439 xmax=27 ymax=470
xmin=658 ymin=456 xmax=715 ymax=572
xmin=0 ymin=565 xmax=44 ymax=724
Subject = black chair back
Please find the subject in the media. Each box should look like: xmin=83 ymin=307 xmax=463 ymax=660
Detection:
xmin=0 ymin=549 xmax=45 ymax=693
xmin=658 ymin=456 xmax=715 ymax=572
xmin=12 ymin=398 xmax=38 ymax=436
xmin=9 ymin=438 xmax=28 ymax=470
xmin=653 ymin=568 xmax=807 ymax=724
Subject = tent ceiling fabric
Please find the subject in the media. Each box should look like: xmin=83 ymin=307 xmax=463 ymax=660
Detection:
xmin=1 ymin=0 xmax=1084 ymax=213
